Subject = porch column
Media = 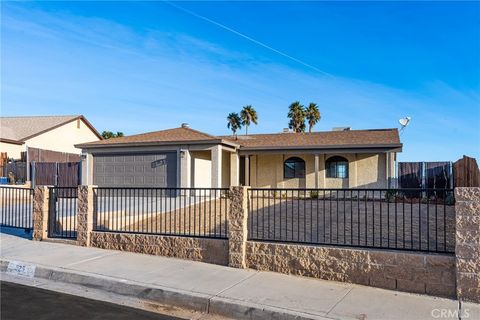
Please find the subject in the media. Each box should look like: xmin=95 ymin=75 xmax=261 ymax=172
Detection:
xmin=318 ymin=154 xmax=326 ymax=188
xmin=230 ymin=152 xmax=239 ymax=186
xmin=179 ymin=149 xmax=191 ymax=188
xmin=348 ymin=153 xmax=358 ymax=188
xmin=314 ymin=154 xmax=319 ymax=189
xmin=211 ymin=145 xmax=222 ymax=188
xmin=245 ymin=155 xmax=250 ymax=186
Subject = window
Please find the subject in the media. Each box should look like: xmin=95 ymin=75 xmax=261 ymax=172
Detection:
xmin=284 ymin=157 xmax=305 ymax=179
xmin=326 ymin=156 xmax=349 ymax=178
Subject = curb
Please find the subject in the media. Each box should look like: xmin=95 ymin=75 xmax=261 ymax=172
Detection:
xmin=0 ymin=259 xmax=332 ymax=320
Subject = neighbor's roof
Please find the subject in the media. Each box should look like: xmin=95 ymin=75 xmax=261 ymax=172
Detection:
xmin=77 ymin=126 xmax=401 ymax=151
xmin=0 ymin=115 xmax=102 ymax=143
xmin=75 ymin=127 xmax=240 ymax=148
xmin=221 ymin=128 xmax=402 ymax=150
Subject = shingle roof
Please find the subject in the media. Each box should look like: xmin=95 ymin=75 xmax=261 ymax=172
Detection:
xmin=0 ymin=115 xmax=102 ymax=142
xmin=221 ymin=129 xmax=401 ymax=150
xmin=77 ymin=126 xmax=401 ymax=151
xmin=76 ymin=127 xmax=237 ymax=147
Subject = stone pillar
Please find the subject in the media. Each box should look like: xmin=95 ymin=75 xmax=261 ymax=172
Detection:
xmin=211 ymin=145 xmax=222 ymax=188
xmin=77 ymin=185 xmax=95 ymax=247
xmin=32 ymin=186 xmax=49 ymax=241
xmin=228 ymin=186 xmax=249 ymax=268
xmin=455 ymin=187 xmax=480 ymax=303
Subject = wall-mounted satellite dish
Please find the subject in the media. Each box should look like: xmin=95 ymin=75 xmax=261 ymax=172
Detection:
xmin=398 ymin=116 xmax=411 ymax=135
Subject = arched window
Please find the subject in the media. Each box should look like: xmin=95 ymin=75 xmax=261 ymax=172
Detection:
xmin=284 ymin=157 xmax=305 ymax=179
xmin=326 ymin=156 xmax=349 ymax=178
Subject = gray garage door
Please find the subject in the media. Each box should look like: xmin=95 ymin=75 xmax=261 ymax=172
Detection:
xmin=93 ymin=153 xmax=177 ymax=187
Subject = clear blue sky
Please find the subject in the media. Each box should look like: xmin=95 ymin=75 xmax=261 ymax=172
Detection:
xmin=1 ymin=1 xmax=479 ymax=162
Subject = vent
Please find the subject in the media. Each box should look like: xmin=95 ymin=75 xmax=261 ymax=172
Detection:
xmin=282 ymin=128 xmax=291 ymax=133
xmin=332 ymin=127 xmax=351 ymax=131
xmin=181 ymin=123 xmax=189 ymax=128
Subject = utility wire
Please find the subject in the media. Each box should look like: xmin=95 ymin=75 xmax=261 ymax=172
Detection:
xmin=164 ymin=1 xmax=334 ymax=77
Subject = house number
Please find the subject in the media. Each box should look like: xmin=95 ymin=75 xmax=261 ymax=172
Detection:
xmin=151 ymin=159 xmax=167 ymax=168
xmin=7 ymin=261 xmax=36 ymax=278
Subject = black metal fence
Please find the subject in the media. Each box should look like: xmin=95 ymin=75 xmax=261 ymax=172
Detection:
xmin=93 ymin=188 xmax=229 ymax=239
xmin=0 ymin=187 xmax=33 ymax=229
xmin=248 ymin=188 xmax=455 ymax=253
xmin=48 ymin=187 xmax=78 ymax=239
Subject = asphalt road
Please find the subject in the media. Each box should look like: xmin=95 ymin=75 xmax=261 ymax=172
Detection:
xmin=0 ymin=281 xmax=183 ymax=320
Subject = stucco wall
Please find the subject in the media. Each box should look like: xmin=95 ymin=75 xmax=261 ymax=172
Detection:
xmin=356 ymin=153 xmax=387 ymax=188
xmin=191 ymin=151 xmax=212 ymax=188
xmin=0 ymin=142 xmax=24 ymax=159
xmin=90 ymin=231 xmax=229 ymax=265
xmin=250 ymin=153 xmax=389 ymax=189
xmin=221 ymin=150 xmax=231 ymax=188
xmin=25 ymin=119 xmax=99 ymax=155
xmin=246 ymin=241 xmax=456 ymax=298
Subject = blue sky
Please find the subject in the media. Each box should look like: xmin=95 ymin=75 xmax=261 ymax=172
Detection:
xmin=1 ymin=1 xmax=479 ymax=161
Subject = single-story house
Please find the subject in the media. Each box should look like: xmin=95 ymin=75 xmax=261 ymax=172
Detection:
xmin=76 ymin=124 xmax=402 ymax=189
xmin=0 ymin=115 xmax=102 ymax=159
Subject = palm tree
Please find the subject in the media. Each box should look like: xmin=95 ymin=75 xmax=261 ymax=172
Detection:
xmin=240 ymin=105 xmax=258 ymax=135
xmin=305 ymin=102 xmax=321 ymax=133
xmin=287 ymin=101 xmax=306 ymax=133
xmin=227 ymin=112 xmax=242 ymax=137
xmin=101 ymin=131 xmax=124 ymax=139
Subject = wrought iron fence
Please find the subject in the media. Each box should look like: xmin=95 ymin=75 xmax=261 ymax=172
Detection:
xmin=48 ymin=187 xmax=78 ymax=239
xmin=0 ymin=187 xmax=33 ymax=229
xmin=93 ymin=188 xmax=229 ymax=239
xmin=248 ymin=188 xmax=455 ymax=253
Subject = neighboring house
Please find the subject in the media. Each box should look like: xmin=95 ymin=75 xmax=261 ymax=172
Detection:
xmin=0 ymin=115 xmax=102 ymax=159
xmin=76 ymin=124 xmax=402 ymax=189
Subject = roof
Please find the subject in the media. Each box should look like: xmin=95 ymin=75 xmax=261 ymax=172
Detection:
xmin=220 ymin=128 xmax=401 ymax=150
xmin=77 ymin=126 xmax=401 ymax=151
xmin=0 ymin=115 xmax=102 ymax=142
xmin=75 ymin=127 xmax=239 ymax=148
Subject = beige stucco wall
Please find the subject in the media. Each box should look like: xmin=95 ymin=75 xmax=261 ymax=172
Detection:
xmin=191 ymin=150 xmax=212 ymax=188
xmin=221 ymin=150 xmax=231 ymax=188
xmin=250 ymin=153 xmax=389 ymax=189
xmin=0 ymin=142 xmax=25 ymax=159
xmin=25 ymin=119 xmax=99 ymax=155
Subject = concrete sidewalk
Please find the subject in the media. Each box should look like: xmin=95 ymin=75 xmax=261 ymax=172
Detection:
xmin=0 ymin=232 xmax=477 ymax=320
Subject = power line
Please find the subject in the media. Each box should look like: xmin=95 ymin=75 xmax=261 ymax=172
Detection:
xmin=164 ymin=1 xmax=334 ymax=77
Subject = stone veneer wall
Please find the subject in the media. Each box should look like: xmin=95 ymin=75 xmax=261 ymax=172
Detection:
xmin=90 ymin=231 xmax=229 ymax=266
xmin=455 ymin=187 xmax=480 ymax=303
xmin=246 ymin=241 xmax=456 ymax=298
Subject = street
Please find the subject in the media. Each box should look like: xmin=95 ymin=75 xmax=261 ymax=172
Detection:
xmin=0 ymin=281 xmax=182 ymax=320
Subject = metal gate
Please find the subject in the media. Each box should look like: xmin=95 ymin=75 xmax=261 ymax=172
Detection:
xmin=48 ymin=187 xmax=77 ymax=239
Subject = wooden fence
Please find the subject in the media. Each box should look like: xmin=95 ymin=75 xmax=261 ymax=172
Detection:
xmin=454 ymin=155 xmax=480 ymax=187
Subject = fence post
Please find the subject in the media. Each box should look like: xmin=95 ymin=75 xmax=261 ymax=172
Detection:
xmin=228 ymin=186 xmax=249 ymax=268
xmin=32 ymin=186 xmax=49 ymax=241
xmin=455 ymin=187 xmax=480 ymax=303
xmin=77 ymin=185 xmax=95 ymax=247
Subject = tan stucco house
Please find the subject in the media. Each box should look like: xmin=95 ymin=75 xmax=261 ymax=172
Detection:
xmin=0 ymin=115 xmax=102 ymax=159
xmin=76 ymin=124 xmax=402 ymax=189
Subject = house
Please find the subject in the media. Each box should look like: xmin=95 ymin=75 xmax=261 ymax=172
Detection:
xmin=0 ymin=115 xmax=102 ymax=159
xmin=76 ymin=124 xmax=401 ymax=189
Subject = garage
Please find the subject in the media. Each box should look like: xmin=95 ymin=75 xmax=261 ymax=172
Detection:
xmin=93 ymin=152 xmax=177 ymax=187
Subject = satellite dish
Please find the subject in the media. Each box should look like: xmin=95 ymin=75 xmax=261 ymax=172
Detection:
xmin=398 ymin=116 xmax=411 ymax=135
